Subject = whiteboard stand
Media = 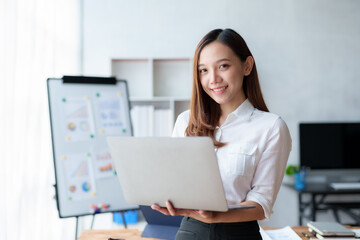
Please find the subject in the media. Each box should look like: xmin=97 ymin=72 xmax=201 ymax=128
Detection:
xmin=47 ymin=76 xmax=138 ymax=239
xmin=75 ymin=216 xmax=79 ymax=240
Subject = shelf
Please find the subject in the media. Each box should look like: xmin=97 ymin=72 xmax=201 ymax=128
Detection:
xmin=111 ymin=59 xmax=152 ymax=98
xmin=153 ymin=58 xmax=192 ymax=98
xmin=111 ymin=58 xmax=191 ymax=136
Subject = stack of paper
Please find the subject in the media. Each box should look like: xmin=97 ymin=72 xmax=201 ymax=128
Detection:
xmin=260 ymin=226 xmax=302 ymax=240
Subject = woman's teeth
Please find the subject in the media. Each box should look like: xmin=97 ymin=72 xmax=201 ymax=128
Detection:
xmin=213 ymin=87 xmax=226 ymax=92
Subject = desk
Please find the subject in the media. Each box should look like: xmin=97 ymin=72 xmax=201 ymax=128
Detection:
xmin=284 ymin=183 xmax=360 ymax=225
xmin=77 ymin=226 xmax=360 ymax=240
xmin=78 ymin=229 xmax=158 ymax=240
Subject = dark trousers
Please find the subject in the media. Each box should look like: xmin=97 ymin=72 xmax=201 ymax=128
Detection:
xmin=175 ymin=217 xmax=262 ymax=240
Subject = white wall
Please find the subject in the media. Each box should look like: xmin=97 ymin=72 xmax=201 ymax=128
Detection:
xmin=82 ymin=0 xmax=360 ymax=227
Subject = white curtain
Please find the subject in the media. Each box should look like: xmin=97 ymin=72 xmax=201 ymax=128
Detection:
xmin=0 ymin=0 xmax=81 ymax=239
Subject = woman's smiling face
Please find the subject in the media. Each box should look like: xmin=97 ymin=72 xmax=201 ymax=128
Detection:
xmin=198 ymin=41 xmax=250 ymax=111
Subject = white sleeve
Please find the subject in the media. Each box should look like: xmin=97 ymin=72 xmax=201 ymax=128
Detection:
xmin=246 ymin=117 xmax=292 ymax=219
xmin=171 ymin=110 xmax=190 ymax=137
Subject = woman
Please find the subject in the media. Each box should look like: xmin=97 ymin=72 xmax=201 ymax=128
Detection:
xmin=151 ymin=28 xmax=292 ymax=240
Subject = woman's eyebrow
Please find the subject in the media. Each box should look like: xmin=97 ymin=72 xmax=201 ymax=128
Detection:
xmin=216 ymin=58 xmax=231 ymax=63
xmin=198 ymin=58 xmax=231 ymax=67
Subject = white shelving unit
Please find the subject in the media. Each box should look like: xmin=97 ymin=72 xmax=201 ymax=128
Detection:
xmin=111 ymin=58 xmax=192 ymax=136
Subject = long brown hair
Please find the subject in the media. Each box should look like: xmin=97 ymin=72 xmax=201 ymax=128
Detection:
xmin=185 ymin=28 xmax=269 ymax=148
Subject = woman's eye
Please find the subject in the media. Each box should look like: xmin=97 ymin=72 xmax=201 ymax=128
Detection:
xmin=219 ymin=64 xmax=230 ymax=69
xmin=199 ymin=69 xmax=207 ymax=74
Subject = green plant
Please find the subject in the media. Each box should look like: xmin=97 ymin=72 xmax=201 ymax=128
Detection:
xmin=285 ymin=164 xmax=300 ymax=176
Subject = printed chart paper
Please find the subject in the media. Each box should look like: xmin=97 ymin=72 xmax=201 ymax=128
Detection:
xmin=61 ymin=97 xmax=95 ymax=141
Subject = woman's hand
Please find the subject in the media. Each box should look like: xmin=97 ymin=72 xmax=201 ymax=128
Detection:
xmin=151 ymin=200 xmax=216 ymax=223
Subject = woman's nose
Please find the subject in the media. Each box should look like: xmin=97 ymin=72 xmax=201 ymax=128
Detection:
xmin=209 ymin=70 xmax=221 ymax=84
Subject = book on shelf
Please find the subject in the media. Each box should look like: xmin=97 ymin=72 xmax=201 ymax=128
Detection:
xmin=131 ymin=105 xmax=172 ymax=137
xmin=154 ymin=108 xmax=172 ymax=137
xmin=307 ymin=221 xmax=355 ymax=238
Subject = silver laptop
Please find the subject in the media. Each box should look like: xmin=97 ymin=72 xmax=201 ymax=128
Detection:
xmin=107 ymin=136 xmax=254 ymax=212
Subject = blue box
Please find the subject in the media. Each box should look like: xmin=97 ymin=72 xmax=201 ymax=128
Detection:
xmin=113 ymin=210 xmax=138 ymax=224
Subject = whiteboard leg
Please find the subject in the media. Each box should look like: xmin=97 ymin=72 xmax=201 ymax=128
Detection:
xmin=121 ymin=212 xmax=127 ymax=229
xmin=90 ymin=213 xmax=95 ymax=229
xmin=75 ymin=216 xmax=79 ymax=240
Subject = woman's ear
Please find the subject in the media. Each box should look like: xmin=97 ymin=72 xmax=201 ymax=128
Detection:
xmin=244 ymin=56 xmax=254 ymax=76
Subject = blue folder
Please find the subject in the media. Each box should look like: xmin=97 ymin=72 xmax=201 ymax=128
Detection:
xmin=140 ymin=205 xmax=183 ymax=240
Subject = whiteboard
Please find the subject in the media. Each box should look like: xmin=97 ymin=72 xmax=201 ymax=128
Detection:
xmin=47 ymin=76 xmax=138 ymax=218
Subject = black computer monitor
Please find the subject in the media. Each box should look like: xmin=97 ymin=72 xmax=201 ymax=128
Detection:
xmin=299 ymin=122 xmax=360 ymax=169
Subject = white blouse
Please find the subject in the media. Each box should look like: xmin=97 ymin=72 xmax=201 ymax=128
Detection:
xmin=172 ymin=99 xmax=292 ymax=219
